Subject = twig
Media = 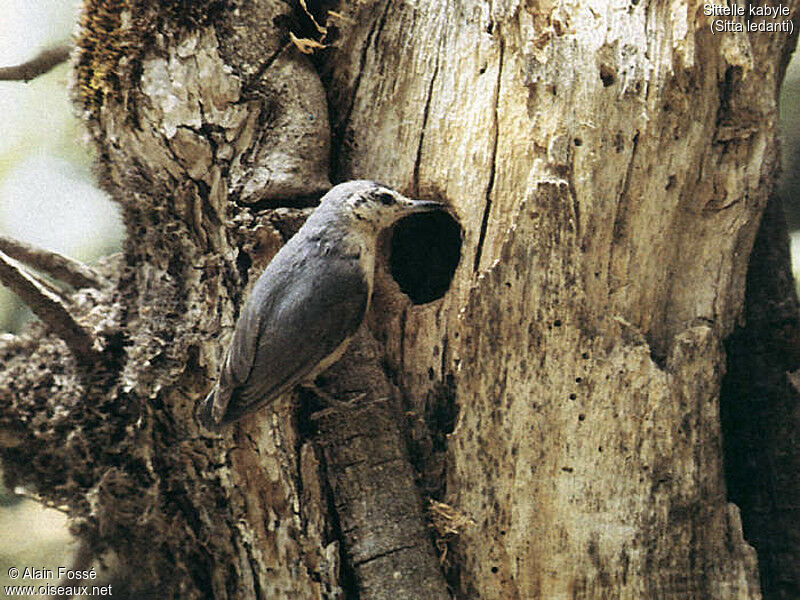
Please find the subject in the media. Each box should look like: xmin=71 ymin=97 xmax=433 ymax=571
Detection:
xmin=299 ymin=0 xmax=327 ymax=34
xmin=0 ymin=250 xmax=99 ymax=364
xmin=0 ymin=234 xmax=107 ymax=289
xmin=289 ymin=32 xmax=327 ymax=54
xmin=5 ymin=257 xmax=66 ymax=300
xmin=0 ymin=239 xmax=82 ymax=304
xmin=0 ymin=44 xmax=71 ymax=82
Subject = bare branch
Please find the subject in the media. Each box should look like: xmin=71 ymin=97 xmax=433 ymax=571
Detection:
xmin=0 ymin=235 xmax=108 ymax=289
xmin=311 ymin=332 xmax=451 ymax=599
xmin=6 ymin=257 xmax=69 ymax=300
xmin=0 ymin=44 xmax=71 ymax=82
xmin=0 ymin=243 xmax=71 ymax=302
xmin=0 ymin=250 xmax=99 ymax=364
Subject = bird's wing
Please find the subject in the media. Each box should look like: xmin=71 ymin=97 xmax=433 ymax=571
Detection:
xmin=211 ymin=252 xmax=369 ymax=426
xmin=203 ymin=276 xmax=265 ymax=426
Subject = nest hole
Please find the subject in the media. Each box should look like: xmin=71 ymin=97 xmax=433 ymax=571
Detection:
xmin=390 ymin=209 xmax=462 ymax=304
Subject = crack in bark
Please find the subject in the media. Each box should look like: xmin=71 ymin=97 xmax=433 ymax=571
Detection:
xmin=398 ymin=305 xmax=408 ymax=378
xmin=413 ymin=33 xmax=442 ymax=197
xmin=607 ymin=130 xmax=640 ymax=299
xmin=320 ymin=469 xmax=359 ymax=598
xmin=243 ymin=539 xmax=265 ymax=600
xmin=335 ymin=0 xmax=393 ymax=162
xmin=440 ymin=329 xmax=449 ymax=381
xmin=243 ymin=42 xmax=292 ymax=96
xmin=611 ymin=130 xmax=639 ymax=243
xmin=473 ymin=36 xmax=504 ymax=273
xmin=352 ymin=542 xmax=422 ymax=567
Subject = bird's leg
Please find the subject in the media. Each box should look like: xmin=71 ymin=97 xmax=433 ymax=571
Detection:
xmin=301 ymin=382 xmax=366 ymax=409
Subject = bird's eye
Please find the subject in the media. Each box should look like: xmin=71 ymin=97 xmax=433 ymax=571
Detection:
xmin=375 ymin=192 xmax=395 ymax=206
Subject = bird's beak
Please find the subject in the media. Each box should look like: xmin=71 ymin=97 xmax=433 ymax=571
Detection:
xmin=407 ymin=199 xmax=445 ymax=212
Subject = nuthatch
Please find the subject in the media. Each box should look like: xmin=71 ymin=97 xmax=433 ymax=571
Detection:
xmin=200 ymin=180 xmax=444 ymax=430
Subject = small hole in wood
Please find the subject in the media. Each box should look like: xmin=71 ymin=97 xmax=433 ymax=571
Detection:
xmin=600 ymin=65 xmax=616 ymax=87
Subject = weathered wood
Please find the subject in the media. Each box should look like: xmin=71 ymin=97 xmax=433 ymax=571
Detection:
xmin=447 ymin=181 xmax=760 ymax=598
xmin=323 ymin=0 xmax=796 ymax=597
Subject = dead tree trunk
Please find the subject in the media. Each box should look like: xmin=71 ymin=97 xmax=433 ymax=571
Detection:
xmin=1 ymin=0 xmax=798 ymax=598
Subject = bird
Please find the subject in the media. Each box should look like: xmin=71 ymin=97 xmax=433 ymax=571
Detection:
xmin=199 ymin=180 xmax=445 ymax=430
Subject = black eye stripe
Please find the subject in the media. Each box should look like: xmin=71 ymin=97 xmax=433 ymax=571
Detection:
xmin=376 ymin=192 xmax=395 ymax=206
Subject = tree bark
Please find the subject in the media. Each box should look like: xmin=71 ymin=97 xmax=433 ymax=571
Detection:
xmin=1 ymin=0 xmax=798 ymax=598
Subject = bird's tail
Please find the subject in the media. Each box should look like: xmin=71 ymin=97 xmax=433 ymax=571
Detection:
xmin=198 ymin=388 xmax=222 ymax=432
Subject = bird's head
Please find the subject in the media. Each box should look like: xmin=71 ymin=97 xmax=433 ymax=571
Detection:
xmin=321 ymin=180 xmax=444 ymax=232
